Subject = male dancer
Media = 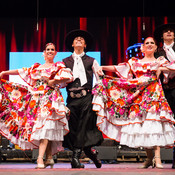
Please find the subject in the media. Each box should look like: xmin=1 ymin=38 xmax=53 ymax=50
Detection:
xmin=62 ymin=29 xmax=104 ymax=168
xmin=154 ymin=23 xmax=175 ymax=169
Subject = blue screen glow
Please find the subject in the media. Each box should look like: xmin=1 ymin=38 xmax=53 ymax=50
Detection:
xmin=9 ymin=52 xmax=101 ymax=103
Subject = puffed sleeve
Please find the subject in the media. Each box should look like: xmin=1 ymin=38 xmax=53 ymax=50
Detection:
xmin=17 ymin=63 xmax=40 ymax=86
xmin=113 ymin=58 xmax=134 ymax=79
xmin=54 ymin=61 xmax=73 ymax=88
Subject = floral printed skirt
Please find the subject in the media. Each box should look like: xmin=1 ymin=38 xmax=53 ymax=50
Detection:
xmin=92 ymin=75 xmax=175 ymax=148
xmin=0 ymin=79 xmax=69 ymax=154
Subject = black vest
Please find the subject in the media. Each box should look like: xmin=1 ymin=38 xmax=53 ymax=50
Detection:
xmin=155 ymin=44 xmax=175 ymax=60
xmin=63 ymin=54 xmax=95 ymax=91
xmin=155 ymin=44 xmax=175 ymax=89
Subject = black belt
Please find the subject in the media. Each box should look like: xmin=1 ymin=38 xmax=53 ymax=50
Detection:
xmin=68 ymin=89 xmax=91 ymax=98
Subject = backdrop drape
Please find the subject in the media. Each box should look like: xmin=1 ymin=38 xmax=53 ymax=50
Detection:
xmin=0 ymin=16 xmax=174 ymax=73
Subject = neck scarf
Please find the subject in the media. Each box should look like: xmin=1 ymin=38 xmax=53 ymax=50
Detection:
xmin=163 ymin=42 xmax=175 ymax=62
xmin=72 ymin=51 xmax=87 ymax=86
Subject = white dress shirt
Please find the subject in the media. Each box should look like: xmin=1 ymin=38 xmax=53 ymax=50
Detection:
xmin=163 ymin=42 xmax=175 ymax=62
xmin=72 ymin=51 xmax=87 ymax=86
xmin=72 ymin=51 xmax=100 ymax=86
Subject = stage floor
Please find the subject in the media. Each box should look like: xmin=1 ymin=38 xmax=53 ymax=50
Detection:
xmin=0 ymin=162 xmax=174 ymax=175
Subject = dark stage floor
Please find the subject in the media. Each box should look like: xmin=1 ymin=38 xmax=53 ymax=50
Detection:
xmin=0 ymin=162 xmax=174 ymax=175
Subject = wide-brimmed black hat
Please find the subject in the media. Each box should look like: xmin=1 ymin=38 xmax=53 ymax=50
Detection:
xmin=154 ymin=23 xmax=175 ymax=42
xmin=65 ymin=29 xmax=94 ymax=52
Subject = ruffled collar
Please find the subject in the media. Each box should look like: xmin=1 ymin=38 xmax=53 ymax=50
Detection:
xmin=130 ymin=57 xmax=159 ymax=72
xmin=29 ymin=61 xmax=65 ymax=79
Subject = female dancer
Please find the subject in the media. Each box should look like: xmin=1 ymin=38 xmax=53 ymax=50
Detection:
xmin=92 ymin=37 xmax=175 ymax=169
xmin=0 ymin=43 xmax=73 ymax=168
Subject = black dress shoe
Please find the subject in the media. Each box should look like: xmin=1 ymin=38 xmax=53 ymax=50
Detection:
xmin=71 ymin=148 xmax=84 ymax=169
xmin=84 ymin=147 xmax=102 ymax=168
xmin=172 ymin=146 xmax=175 ymax=169
xmin=71 ymin=158 xmax=84 ymax=168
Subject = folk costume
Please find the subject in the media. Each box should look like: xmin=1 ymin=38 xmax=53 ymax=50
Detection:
xmin=0 ymin=61 xmax=73 ymax=155
xmin=62 ymin=29 xmax=103 ymax=168
xmin=92 ymin=57 xmax=175 ymax=148
xmin=154 ymin=23 xmax=175 ymax=168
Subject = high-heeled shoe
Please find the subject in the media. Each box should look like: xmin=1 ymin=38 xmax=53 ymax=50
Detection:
xmin=35 ymin=156 xmax=45 ymax=169
xmin=44 ymin=159 xmax=54 ymax=169
xmin=139 ymin=158 xmax=153 ymax=169
xmin=152 ymin=156 xmax=163 ymax=169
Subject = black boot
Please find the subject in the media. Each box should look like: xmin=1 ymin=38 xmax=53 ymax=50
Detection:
xmin=71 ymin=148 xmax=84 ymax=168
xmin=172 ymin=146 xmax=175 ymax=169
xmin=84 ymin=147 xmax=102 ymax=168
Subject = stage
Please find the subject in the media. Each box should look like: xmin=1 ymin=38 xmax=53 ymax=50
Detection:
xmin=0 ymin=162 xmax=174 ymax=175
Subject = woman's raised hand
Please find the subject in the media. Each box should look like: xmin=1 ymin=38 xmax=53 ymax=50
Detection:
xmin=0 ymin=71 xmax=5 ymax=79
xmin=156 ymin=67 xmax=162 ymax=80
xmin=97 ymin=66 xmax=104 ymax=76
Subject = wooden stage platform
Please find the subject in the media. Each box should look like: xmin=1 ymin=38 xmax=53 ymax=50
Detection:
xmin=0 ymin=162 xmax=174 ymax=175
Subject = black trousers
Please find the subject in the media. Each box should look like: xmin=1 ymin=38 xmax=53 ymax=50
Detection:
xmin=63 ymin=93 xmax=104 ymax=150
xmin=164 ymin=88 xmax=175 ymax=115
xmin=164 ymin=88 xmax=175 ymax=166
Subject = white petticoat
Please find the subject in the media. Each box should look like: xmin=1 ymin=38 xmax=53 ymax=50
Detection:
xmin=93 ymin=95 xmax=175 ymax=148
xmin=30 ymin=110 xmax=69 ymax=154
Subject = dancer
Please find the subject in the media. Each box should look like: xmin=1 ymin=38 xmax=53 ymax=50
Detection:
xmin=154 ymin=23 xmax=175 ymax=169
xmin=0 ymin=43 xmax=73 ymax=168
xmin=61 ymin=29 xmax=104 ymax=168
xmin=93 ymin=37 xmax=175 ymax=169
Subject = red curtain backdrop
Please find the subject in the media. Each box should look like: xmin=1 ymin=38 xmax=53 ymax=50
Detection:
xmin=0 ymin=32 xmax=6 ymax=71
xmin=0 ymin=16 xmax=173 ymax=72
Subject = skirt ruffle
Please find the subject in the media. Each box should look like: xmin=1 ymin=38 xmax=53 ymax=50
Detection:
xmin=0 ymin=123 xmax=38 ymax=150
xmin=93 ymin=95 xmax=175 ymax=148
xmin=0 ymin=79 xmax=69 ymax=154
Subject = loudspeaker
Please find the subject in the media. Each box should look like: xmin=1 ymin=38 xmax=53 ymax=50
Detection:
xmin=160 ymin=148 xmax=173 ymax=161
xmin=1 ymin=136 xmax=9 ymax=149
xmin=93 ymin=146 xmax=118 ymax=160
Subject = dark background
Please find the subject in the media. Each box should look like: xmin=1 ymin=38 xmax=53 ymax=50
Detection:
xmin=0 ymin=0 xmax=175 ymax=73
xmin=0 ymin=0 xmax=174 ymax=17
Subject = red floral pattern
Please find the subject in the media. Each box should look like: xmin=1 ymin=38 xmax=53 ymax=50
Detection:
xmin=0 ymin=61 xmax=73 ymax=150
xmin=93 ymin=57 xmax=173 ymax=120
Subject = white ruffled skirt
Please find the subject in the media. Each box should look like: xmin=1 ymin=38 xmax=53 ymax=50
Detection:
xmin=0 ymin=79 xmax=69 ymax=154
xmin=93 ymin=95 xmax=175 ymax=148
xmin=30 ymin=97 xmax=69 ymax=155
